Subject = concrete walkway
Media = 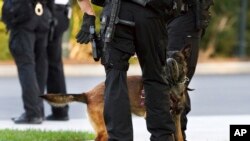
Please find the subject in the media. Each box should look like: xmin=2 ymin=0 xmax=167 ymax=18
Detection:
xmin=1 ymin=115 xmax=250 ymax=141
xmin=1 ymin=61 xmax=250 ymax=77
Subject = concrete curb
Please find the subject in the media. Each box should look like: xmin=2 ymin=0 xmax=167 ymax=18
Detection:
xmin=0 ymin=62 xmax=250 ymax=77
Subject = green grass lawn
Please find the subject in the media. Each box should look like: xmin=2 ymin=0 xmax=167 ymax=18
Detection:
xmin=0 ymin=129 xmax=95 ymax=141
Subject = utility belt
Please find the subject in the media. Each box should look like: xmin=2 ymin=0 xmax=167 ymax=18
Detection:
xmin=55 ymin=4 xmax=68 ymax=10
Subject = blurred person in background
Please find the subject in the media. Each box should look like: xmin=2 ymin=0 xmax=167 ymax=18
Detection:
xmin=1 ymin=0 xmax=53 ymax=124
xmin=45 ymin=0 xmax=71 ymax=121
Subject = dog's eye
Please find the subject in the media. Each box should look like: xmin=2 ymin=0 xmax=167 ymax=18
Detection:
xmin=174 ymin=56 xmax=181 ymax=61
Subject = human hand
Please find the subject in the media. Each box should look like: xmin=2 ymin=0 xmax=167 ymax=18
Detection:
xmin=76 ymin=13 xmax=96 ymax=44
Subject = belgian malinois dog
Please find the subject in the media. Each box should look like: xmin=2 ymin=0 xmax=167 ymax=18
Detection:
xmin=41 ymin=45 xmax=191 ymax=141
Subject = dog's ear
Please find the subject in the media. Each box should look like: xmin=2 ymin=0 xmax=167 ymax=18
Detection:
xmin=181 ymin=44 xmax=191 ymax=59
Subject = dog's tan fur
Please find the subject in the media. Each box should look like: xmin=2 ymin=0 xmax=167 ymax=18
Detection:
xmin=41 ymin=45 xmax=191 ymax=141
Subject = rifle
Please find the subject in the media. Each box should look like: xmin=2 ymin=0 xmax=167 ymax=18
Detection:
xmin=104 ymin=0 xmax=121 ymax=43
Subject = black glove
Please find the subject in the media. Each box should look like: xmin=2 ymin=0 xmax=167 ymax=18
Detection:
xmin=76 ymin=13 xmax=96 ymax=44
xmin=147 ymin=0 xmax=174 ymax=14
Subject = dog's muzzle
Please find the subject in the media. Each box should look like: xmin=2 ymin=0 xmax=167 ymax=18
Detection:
xmin=166 ymin=58 xmax=179 ymax=83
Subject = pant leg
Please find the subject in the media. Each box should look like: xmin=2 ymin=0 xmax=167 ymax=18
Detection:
xmin=102 ymin=25 xmax=135 ymax=141
xmin=104 ymin=68 xmax=133 ymax=141
xmin=47 ymin=32 xmax=66 ymax=94
xmin=34 ymin=6 xmax=52 ymax=117
xmin=131 ymin=3 xmax=175 ymax=141
xmin=35 ymin=31 xmax=49 ymax=117
xmin=9 ymin=28 xmax=43 ymax=118
xmin=8 ymin=0 xmax=51 ymax=118
xmin=46 ymin=7 xmax=69 ymax=116
xmin=101 ymin=2 xmax=139 ymax=140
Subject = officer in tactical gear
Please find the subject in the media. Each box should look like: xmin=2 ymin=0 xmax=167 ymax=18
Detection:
xmin=76 ymin=0 xmax=176 ymax=140
xmin=166 ymin=0 xmax=214 ymax=140
xmin=45 ymin=0 xmax=71 ymax=121
xmin=1 ymin=0 xmax=53 ymax=124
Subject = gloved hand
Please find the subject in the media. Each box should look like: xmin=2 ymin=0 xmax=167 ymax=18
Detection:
xmin=76 ymin=13 xmax=96 ymax=44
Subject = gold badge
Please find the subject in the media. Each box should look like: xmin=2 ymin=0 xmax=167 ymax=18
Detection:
xmin=35 ymin=2 xmax=43 ymax=16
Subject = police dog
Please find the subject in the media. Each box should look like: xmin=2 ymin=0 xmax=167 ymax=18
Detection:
xmin=41 ymin=45 xmax=191 ymax=141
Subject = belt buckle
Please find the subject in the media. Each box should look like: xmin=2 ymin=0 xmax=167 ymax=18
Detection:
xmin=35 ymin=2 xmax=43 ymax=16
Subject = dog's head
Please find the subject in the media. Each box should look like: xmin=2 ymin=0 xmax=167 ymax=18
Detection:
xmin=166 ymin=44 xmax=190 ymax=85
xmin=166 ymin=44 xmax=191 ymax=115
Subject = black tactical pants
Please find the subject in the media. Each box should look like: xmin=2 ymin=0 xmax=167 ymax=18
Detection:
xmin=167 ymin=10 xmax=203 ymax=140
xmin=46 ymin=4 xmax=70 ymax=117
xmin=9 ymin=6 xmax=51 ymax=118
xmin=103 ymin=1 xmax=175 ymax=141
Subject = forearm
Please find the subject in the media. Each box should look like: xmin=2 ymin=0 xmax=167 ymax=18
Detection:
xmin=77 ymin=0 xmax=95 ymax=15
